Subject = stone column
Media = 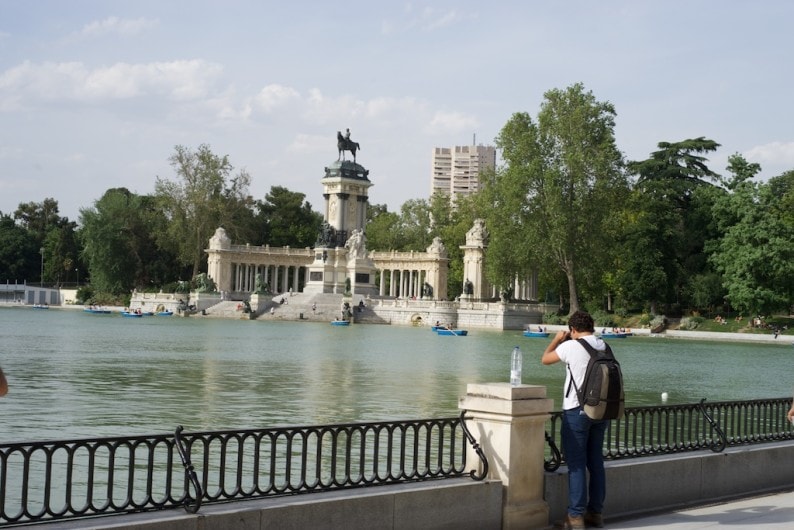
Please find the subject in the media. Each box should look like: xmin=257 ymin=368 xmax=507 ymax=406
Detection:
xmin=459 ymin=383 xmax=553 ymax=529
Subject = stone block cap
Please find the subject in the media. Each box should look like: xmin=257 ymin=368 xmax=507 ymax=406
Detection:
xmin=466 ymin=382 xmax=547 ymax=400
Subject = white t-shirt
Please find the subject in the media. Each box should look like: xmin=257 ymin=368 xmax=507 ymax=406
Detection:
xmin=557 ymin=334 xmax=607 ymax=410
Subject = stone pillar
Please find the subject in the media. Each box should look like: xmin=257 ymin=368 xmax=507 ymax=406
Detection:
xmin=459 ymin=383 xmax=553 ymax=529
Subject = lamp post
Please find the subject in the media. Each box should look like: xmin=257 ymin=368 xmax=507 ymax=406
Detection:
xmin=40 ymin=247 xmax=44 ymax=285
xmin=75 ymin=268 xmax=79 ymax=287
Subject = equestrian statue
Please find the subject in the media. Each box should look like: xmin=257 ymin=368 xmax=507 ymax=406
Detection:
xmin=337 ymin=128 xmax=360 ymax=163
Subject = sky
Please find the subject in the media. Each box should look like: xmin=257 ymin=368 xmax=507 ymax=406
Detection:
xmin=1 ymin=1 xmax=793 ymax=223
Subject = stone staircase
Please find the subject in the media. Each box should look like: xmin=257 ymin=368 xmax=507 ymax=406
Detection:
xmin=198 ymin=293 xmax=389 ymax=324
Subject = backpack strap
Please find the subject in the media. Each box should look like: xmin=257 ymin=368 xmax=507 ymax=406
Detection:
xmin=565 ymin=338 xmax=612 ymax=404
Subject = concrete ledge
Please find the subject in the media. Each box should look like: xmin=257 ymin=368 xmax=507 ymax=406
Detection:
xmin=544 ymin=441 xmax=794 ymax=523
xmin=27 ymin=478 xmax=503 ymax=530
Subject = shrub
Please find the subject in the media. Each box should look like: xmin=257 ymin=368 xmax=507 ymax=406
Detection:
xmin=679 ymin=316 xmax=704 ymax=330
xmin=650 ymin=315 xmax=668 ymax=331
xmin=542 ymin=311 xmax=566 ymax=325
xmin=590 ymin=309 xmax=614 ymax=327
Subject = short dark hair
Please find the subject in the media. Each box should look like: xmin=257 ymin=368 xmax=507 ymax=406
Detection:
xmin=568 ymin=310 xmax=595 ymax=332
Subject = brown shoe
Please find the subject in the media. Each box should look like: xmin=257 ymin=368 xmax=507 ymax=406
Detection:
xmin=584 ymin=511 xmax=604 ymax=528
xmin=554 ymin=514 xmax=585 ymax=530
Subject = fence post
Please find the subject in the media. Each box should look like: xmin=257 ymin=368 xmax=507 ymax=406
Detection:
xmin=459 ymin=383 xmax=553 ymax=529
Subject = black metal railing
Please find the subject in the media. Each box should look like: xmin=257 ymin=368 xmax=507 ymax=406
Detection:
xmin=544 ymin=397 xmax=794 ymax=471
xmin=0 ymin=415 xmax=474 ymax=527
xmin=4 ymin=398 xmax=792 ymax=526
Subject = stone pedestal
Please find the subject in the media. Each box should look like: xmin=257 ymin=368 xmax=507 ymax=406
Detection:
xmin=459 ymin=383 xmax=553 ymax=529
xmin=347 ymin=257 xmax=378 ymax=297
xmin=303 ymin=247 xmax=348 ymax=294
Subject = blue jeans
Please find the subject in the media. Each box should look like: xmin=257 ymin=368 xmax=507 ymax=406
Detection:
xmin=561 ymin=407 xmax=608 ymax=517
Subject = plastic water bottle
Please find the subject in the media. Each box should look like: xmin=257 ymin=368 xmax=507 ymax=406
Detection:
xmin=510 ymin=346 xmax=522 ymax=386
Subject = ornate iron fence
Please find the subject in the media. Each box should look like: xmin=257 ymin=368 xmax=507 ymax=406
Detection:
xmin=3 ymin=398 xmax=792 ymax=526
xmin=0 ymin=414 xmax=484 ymax=527
xmin=544 ymin=397 xmax=794 ymax=471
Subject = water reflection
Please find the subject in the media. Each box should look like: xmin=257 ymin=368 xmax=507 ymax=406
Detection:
xmin=0 ymin=306 xmax=791 ymax=443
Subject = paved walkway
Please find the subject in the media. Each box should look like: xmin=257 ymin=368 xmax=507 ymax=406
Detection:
xmin=604 ymin=489 xmax=794 ymax=529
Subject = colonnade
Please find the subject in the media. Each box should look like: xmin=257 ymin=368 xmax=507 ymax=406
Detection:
xmin=231 ymin=263 xmax=304 ymax=294
xmin=378 ymin=268 xmax=432 ymax=299
xmin=481 ymin=276 xmax=538 ymax=301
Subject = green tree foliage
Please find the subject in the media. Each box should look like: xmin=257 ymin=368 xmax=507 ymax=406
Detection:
xmin=13 ymin=198 xmax=62 ymax=244
xmin=482 ymin=83 xmax=628 ymax=314
xmin=709 ymin=165 xmax=794 ymax=314
xmin=430 ymin=193 xmax=478 ymax=300
xmin=623 ymin=138 xmax=722 ymax=314
xmin=79 ymin=188 xmax=176 ymax=294
xmin=365 ymin=203 xmax=404 ymax=251
xmin=253 ymin=186 xmax=322 ymax=247
xmin=0 ymin=212 xmax=39 ymax=282
xmin=155 ymin=145 xmax=252 ymax=278
xmin=12 ymin=198 xmax=80 ymax=285
xmin=397 ymin=199 xmax=434 ymax=251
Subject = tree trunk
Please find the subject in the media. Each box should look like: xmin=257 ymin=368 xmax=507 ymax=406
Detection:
xmin=564 ymin=258 xmax=579 ymax=315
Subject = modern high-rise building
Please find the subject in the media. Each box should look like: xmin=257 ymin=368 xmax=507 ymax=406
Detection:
xmin=430 ymin=143 xmax=496 ymax=204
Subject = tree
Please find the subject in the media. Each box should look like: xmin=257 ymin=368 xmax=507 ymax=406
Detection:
xmin=155 ymin=145 xmax=251 ymax=278
xmin=13 ymin=198 xmax=63 ymax=244
xmin=253 ymin=186 xmax=322 ymax=248
xmin=13 ymin=198 xmax=80 ymax=285
xmin=365 ymin=204 xmax=404 ymax=251
xmin=428 ymin=193 xmax=478 ymax=300
xmin=484 ymin=83 xmax=628 ymax=314
xmin=622 ymin=138 xmax=722 ymax=314
xmin=709 ymin=166 xmax=794 ymax=314
xmin=0 ymin=212 xmax=39 ymax=282
xmin=79 ymin=188 xmax=176 ymax=294
xmin=397 ymin=199 xmax=434 ymax=251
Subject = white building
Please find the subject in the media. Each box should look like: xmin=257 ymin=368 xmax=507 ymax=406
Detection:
xmin=430 ymin=144 xmax=496 ymax=204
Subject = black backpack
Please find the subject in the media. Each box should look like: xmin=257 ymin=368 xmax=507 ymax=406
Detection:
xmin=566 ymin=338 xmax=625 ymax=420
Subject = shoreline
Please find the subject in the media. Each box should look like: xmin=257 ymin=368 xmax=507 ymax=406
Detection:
xmin=3 ymin=302 xmax=792 ymax=345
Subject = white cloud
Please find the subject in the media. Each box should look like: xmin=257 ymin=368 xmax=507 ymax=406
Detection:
xmin=0 ymin=60 xmax=224 ymax=106
xmin=426 ymin=110 xmax=478 ymax=135
xmin=418 ymin=8 xmax=470 ymax=31
xmin=287 ymin=134 xmax=328 ymax=155
xmin=744 ymin=141 xmax=794 ymax=168
xmin=79 ymin=16 xmax=159 ymax=38
xmin=381 ymin=5 xmax=476 ymax=35
xmin=252 ymin=84 xmax=301 ymax=113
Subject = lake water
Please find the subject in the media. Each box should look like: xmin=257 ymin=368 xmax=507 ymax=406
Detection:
xmin=1 ymin=306 xmax=792 ymax=443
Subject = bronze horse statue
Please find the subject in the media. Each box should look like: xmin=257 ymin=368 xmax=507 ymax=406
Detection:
xmin=337 ymin=131 xmax=360 ymax=163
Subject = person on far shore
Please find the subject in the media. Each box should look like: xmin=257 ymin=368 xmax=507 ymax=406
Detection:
xmin=0 ymin=366 xmax=8 ymax=397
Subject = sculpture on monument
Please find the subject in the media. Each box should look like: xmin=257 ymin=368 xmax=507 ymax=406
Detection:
xmin=427 ymin=236 xmax=447 ymax=257
xmin=344 ymin=228 xmax=367 ymax=259
xmin=466 ymin=218 xmax=488 ymax=246
xmin=337 ymin=128 xmax=360 ymax=163
xmin=316 ymin=220 xmax=336 ymax=247
xmin=255 ymin=273 xmax=269 ymax=294
xmin=464 ymin=279 xmax=474 ymax=295
xmin=194 ymin=272 xmax=216 ymax=293
xmin=422 ymin=282 xmax=434 ymax=298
